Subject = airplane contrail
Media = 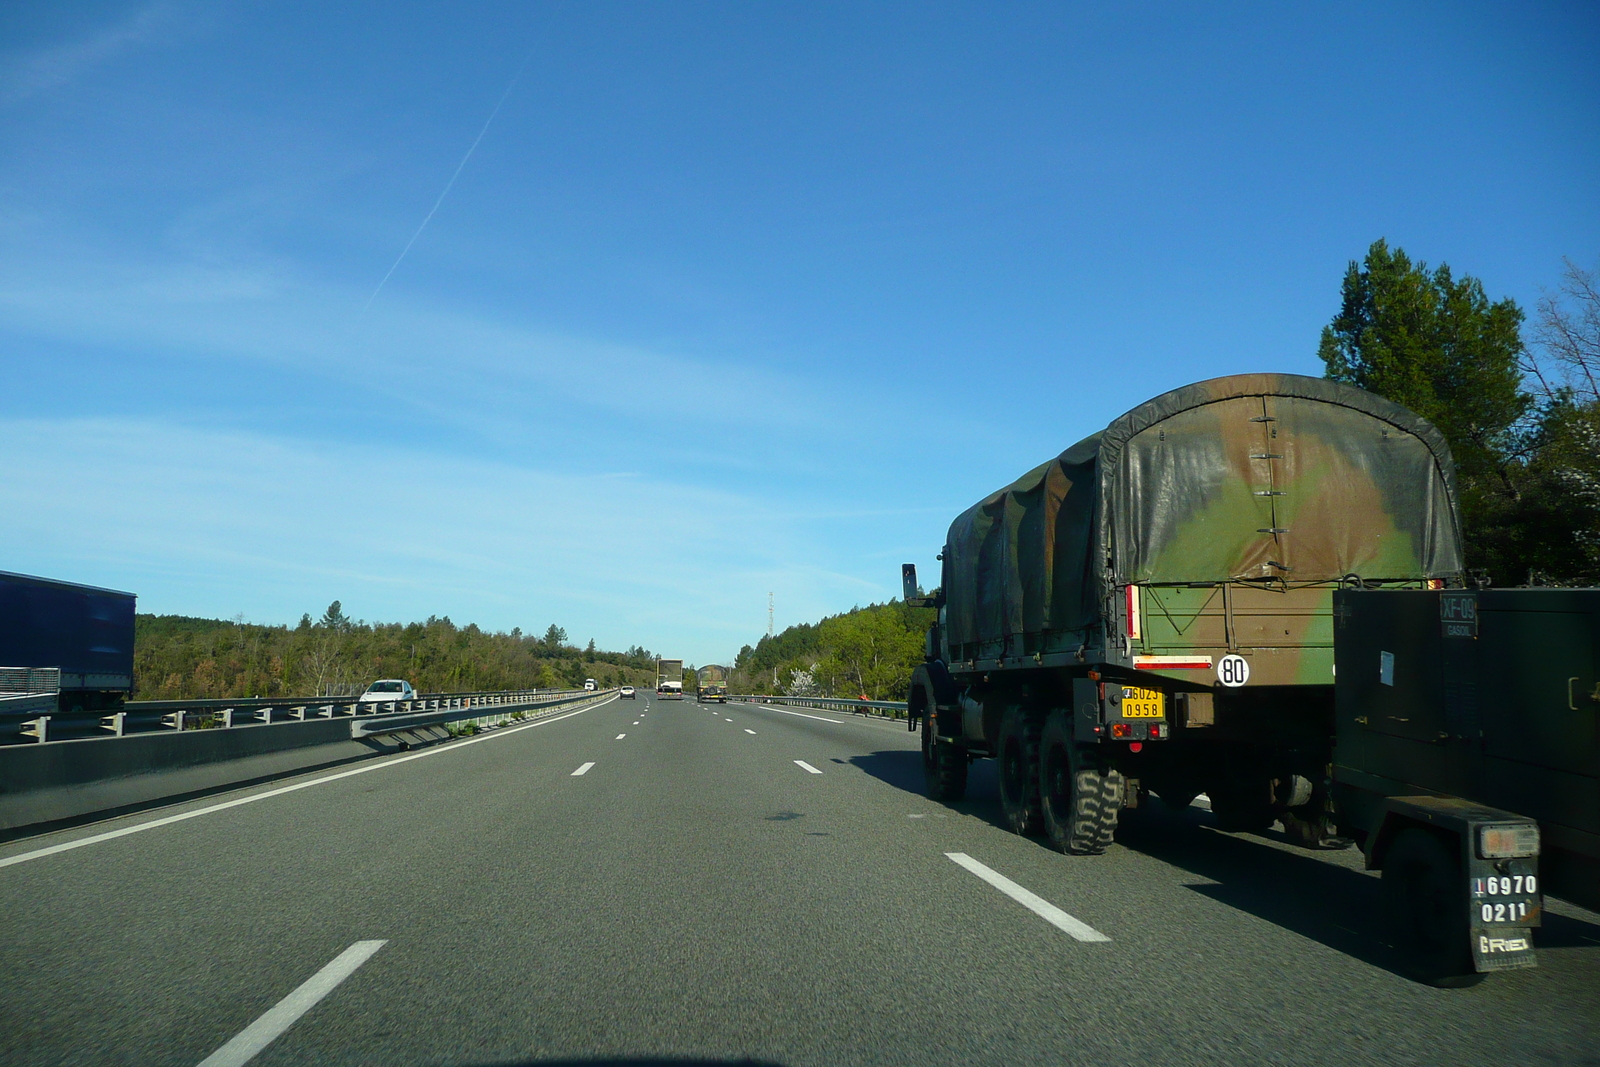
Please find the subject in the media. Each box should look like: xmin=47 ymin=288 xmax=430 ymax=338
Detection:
xmin=362 ymin=52 xmax=533 ymax=316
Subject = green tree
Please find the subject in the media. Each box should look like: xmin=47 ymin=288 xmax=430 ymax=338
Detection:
xmin=1319 ymin=239 xmax=1531 ymax=573
xmin=542 ymin=624 xmax=567 ymax=653
xmin=319 ymin=600 xmax=352 ymax=631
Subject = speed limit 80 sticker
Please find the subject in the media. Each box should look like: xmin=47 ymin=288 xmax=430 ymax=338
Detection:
xmin=1217 ymin=654 xmax=1250 ymax=687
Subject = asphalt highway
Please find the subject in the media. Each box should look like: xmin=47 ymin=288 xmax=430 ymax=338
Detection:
xmin=2 ymin=693 xmax=1597 ymax=1067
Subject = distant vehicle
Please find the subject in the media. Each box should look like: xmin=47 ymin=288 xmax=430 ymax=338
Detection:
xmin=657 ymin=658 xmax=685 ymax=700
xmin=620 ymin=685 xmax=636 ymax=699
xmin=584 ymin=678 xmax=597 ymax=691
xmin=359 ymin=679 xmax=416 ymax=703
xmin=697 ymin=665 xmax=728 ymax=703
xmin=0 ymin=570 xmax=135 ymax=714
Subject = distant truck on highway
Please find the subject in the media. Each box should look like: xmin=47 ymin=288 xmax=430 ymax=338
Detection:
xmin=0 ymin=570 xmax=136 ymax=716
xmin=698 ymin=664 xmax=728 ymax=703
xmin=901 ymin=373 xmax=1588 ymax=983
xmin=657 ymin=658 xmax=685 ymax=699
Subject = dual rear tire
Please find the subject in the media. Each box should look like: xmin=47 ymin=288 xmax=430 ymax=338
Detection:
xmin=1038 ymin=712 xmax=1123 ymax=854
xmin=920 ymin=686 xmax=968 ymax=801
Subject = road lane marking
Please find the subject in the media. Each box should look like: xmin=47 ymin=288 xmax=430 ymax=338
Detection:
xmin=725 ymin=718 xmax=734 ymax=722
xmin=794 ymin=760 xmax=823 ymax=774
xmin=195 ymin=940 xmax=387 ymax=1067
xmin=944 ymin=853 xmax=1110 ymax=943
xmin=745 ymin=729 xmax=756 ymax=734
xmin=571 ymin=762 xmax=595 ymax=776
xmin=615 ymin=733 xmax=626 ymax=739
xmin=0 ymin=697 xmax=616 ymax=871
xmin=771 ymin=708 xmax=844 ymax=724
xmin=632 ymin=721 xmax=639 ymax=725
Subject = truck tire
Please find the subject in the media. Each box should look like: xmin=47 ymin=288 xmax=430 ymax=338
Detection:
xmin=998 ymin=707 xmax=1043 ymax=836
xmin=1278 ymin=775 xmax=1347 ymax=849
xmin=1038 ymin=712 xmax=1122 ymax=854
xmin=1381 ymin=827 xmax=1481 ymax=987
xmin=921 ymin=690 xmax=967 ymax=801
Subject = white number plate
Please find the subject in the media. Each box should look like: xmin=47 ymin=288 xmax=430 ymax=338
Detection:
xmin=1471 ymin=875 xmax=1539 ymax=925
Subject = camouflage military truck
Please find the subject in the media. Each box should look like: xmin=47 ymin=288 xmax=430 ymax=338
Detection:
xmin=698 ymin=664 xmax=729 ymax=703
xmin=902 ymin=373 xmax=1463 ymax=855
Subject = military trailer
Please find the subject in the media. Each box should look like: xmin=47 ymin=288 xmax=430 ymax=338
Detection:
xmin=902 ymin=373 xmax=1463 ymax=855
xmin=1331 ymin=587 xmax=1597 ymax=981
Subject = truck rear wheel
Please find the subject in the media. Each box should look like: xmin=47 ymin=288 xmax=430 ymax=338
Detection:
xmin=1038 ymin=713 xmax=1122 ymax=854
xmin=921 ymin=689 xmax=967 ymax=801
xmin=1381 ymin=827 xmax=1481 ymax=987
xmin=998 ymin=707 xmax=1043 ymax=836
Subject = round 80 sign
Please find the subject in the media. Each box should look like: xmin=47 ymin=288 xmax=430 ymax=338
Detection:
xmin=1217 ymin=654 xmax=1250 ymax=687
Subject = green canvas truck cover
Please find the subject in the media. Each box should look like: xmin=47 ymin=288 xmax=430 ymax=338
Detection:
xmin=944 ymin=373 xmax=1463 ymax=652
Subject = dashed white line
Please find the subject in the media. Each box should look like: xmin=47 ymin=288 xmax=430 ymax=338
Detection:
xmin=793 ymin=760 xmax=823 ymax=774
xmin=944 ymin=853 xmax=1110 ymax=942
xmin=615 ymin=733 xmax=626 ymax=740
xmin=571 ymin=762 xmax=595 ymax=776
xmin=195 ymin=940 xmax=387 ymax=1067
xmin=744 ymin=729 xmax=756 ymax=735
xmin=725 ymin=718 xmax=734 ymax=722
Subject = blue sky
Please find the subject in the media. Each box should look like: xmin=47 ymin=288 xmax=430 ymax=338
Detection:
xmin=3 ymin=2 xmax=1597 ymax=666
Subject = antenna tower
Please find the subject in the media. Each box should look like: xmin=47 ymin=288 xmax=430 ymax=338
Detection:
xmin=767 ymin=592 xmax=774 ymax=638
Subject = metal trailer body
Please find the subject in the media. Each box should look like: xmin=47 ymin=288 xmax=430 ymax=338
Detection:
xmin=0 ymin=571 xmax=136 ymax=713
xmin=656 ymin=658 xmax=685 ymax=699
xmin=905 ymin=373 xmax=1464 ymax=853
xmin=1332 ymin=587 xmax=1597 ymax=976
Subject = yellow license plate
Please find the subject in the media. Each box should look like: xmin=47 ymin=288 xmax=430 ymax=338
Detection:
xmin=1121 ymin=686 xmax=1165 ymax=718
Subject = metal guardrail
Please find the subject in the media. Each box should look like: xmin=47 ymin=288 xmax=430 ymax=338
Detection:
xmin=6 ymin=687 xmax=611 ymax=744
xmin=730 ymin=694 xmax=910 ymax=721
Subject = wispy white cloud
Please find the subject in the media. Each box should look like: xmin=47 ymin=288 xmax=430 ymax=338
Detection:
xmin=0 ymin=417 xmax=888 ymax=662
xmin=1 ymin=3 xmax=180 ymax=105
xmin=0 ymin=217 xmax=846 ymax=438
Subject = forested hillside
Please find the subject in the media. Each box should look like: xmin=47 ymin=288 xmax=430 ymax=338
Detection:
xmin=729 ymin=600 xmax=933 ymax=700
xmin=133 ymin=601 xmax=659 ymax=700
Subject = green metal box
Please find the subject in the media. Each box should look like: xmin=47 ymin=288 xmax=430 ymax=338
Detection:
xmin=1333 ymin=588 xmax=1600 ymax=912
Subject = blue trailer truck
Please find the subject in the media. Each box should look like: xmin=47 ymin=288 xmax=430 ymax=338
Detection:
xmin=0 ymin=570 xmax=137 ymax=718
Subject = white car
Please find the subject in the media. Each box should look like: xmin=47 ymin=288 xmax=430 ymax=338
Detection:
xmin=359 ymin=679 xmax=416 ymax=703
xmin=620 ymin=686 xmax=636 ymax=698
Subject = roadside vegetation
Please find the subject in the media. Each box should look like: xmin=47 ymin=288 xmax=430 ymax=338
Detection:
xmin=133 ymin=603 xmax=659 ymax=700
xmin=1321 ymin=244 xmax=1598 ymax=585
xmin=729 ymin=600 xmax=934 ymax=701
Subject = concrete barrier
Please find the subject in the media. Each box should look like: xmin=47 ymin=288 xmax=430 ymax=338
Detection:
xmin=0 ymin=690 xmax=613 ymax=840
xmin=0 ymin=718 xmax=409 ymax=839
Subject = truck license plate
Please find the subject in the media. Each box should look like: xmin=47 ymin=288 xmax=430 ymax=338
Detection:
xmin=1471 ymin=875 xmax=1540 ymax=925
xmin=1121 ymin=686 xmax=1165 ymax=718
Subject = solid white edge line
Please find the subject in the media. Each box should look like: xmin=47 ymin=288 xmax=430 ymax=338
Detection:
xmin=571 ymin=761 xmax=596 ymax=776
xmin=0 ymin=696 xmax=618 ymax=871
xmin=195 ymin=939 xmax=387 ymax=1067
xmin=944 ymin=853 xmax=1110 ymax=942
xmin=769 ymin=707 xmax=844 ymax=724
xmin=793 ymin=760 xmax=823 ymax=775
